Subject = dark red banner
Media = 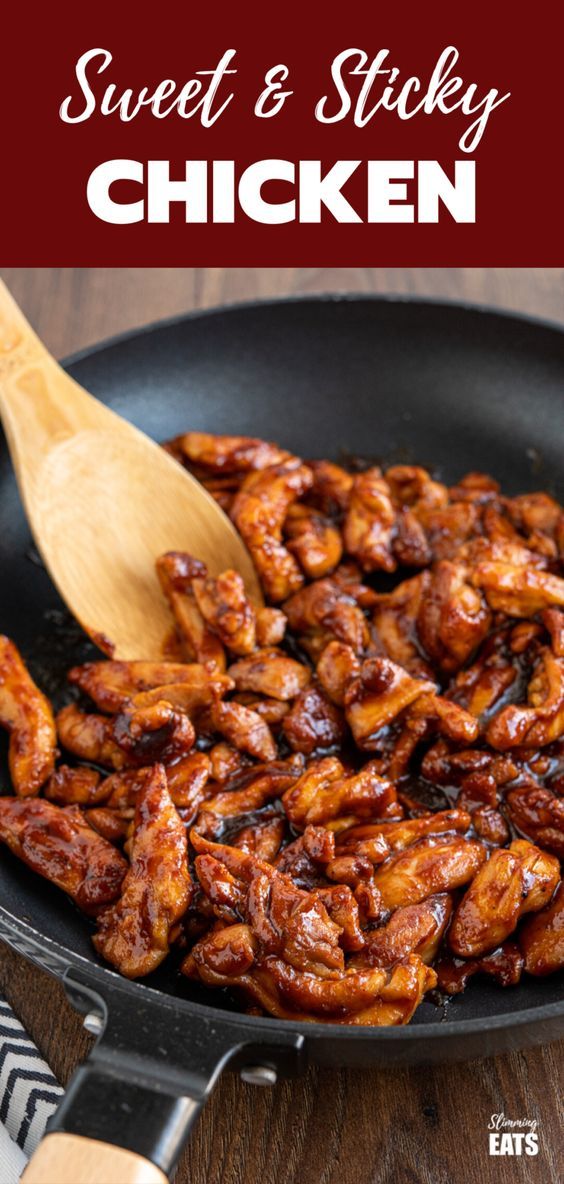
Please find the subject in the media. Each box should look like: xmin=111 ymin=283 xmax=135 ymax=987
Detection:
xmin=1 ymin=1 xmax=562 ymax=264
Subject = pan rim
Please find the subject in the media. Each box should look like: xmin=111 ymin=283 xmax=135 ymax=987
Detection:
xmin=2 ymin=291 xmax=563 ymax=1043
xmin=60 ymin=289 xmax=564 ymax=373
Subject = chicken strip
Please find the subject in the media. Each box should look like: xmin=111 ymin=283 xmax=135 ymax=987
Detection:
xmin=373 ymin=836 xmax=487 ymax=911
xmin=352 ymin=895 xmax=453 ymax=968
xmin=519 ymin=881 xmax=564 ymax=976
xmin=228 ymin=650 xmax=311 ymax=700
xmin=343 ymin=468 xmax=396 ymax=573
xmin=231 ymin=460 xmax=313 ymax=602
xmin=283 ymin=758 xmax=398 ymax=828
xmin=156 ymin=553 xmax=226 ymax=671
xmin=94 ymin=764 xmax=191 ymax=976
xmin=0 ymin=797 xmax=126 ymax=914
xmin=449 ymin=840 xmax=560 ymax=957
xmin=0 ymin=637 xmax=57 ymax=795
xmin=344 ymin=657 xmax=435 ymax=748
xmin=173 ymin=432 xmax=290 ymax=474
xmin=68 ymin=659 xmax=232 ymax=714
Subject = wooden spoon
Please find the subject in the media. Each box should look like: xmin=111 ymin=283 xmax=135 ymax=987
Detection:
xmin=0 ymin=280 xmax=262 ymax=658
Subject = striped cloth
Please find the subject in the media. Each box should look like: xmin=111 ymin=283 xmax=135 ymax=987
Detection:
xmin=0 ymin=995 xmax=63 ymax=1182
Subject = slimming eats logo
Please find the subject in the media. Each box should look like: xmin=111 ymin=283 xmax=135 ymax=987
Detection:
xmin=488 ymin=1114 xmax=539 ymax=1157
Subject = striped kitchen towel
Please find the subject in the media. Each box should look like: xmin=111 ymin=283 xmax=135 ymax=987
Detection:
xmin=0 ymin=994 xmax=63 ymax=1182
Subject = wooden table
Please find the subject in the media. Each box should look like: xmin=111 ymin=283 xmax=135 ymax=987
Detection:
xmin=1 ymin=267 xmax=563 ymax=1184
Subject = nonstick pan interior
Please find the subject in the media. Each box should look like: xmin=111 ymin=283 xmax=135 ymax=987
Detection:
xmin=1 ymin=294 xmax=563 ymax=1033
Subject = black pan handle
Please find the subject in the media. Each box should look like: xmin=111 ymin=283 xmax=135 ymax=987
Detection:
xmin=22 ymin=967 xmax=306 ymax=1183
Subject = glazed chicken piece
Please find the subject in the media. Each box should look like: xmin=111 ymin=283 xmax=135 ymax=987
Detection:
xmin=67 ymin=660 xmax=232 ymax=714
xmin=448 ymin=847 xmax=523 ymax=958
xmin=57 ymin=704 xmax=129 ymax=770
xmin=201 ymin=756 xmax=304 ymax=820
xmin=210 ymin=700 xmax=277 ymax=761
xmin=282 ymin=686 xmax=345 ymax=755
xmin=331 ymin=562 xmax=380 ymax=609
xmin=85 ymin=807 xmax=130 ymax=845
xmin=306 ymin=459 xmax=353 ymax=515
xmin=232 ymin=694 xmax=290 ymax=726
xmin=255 ymin=607 xmax=287 ymax=647
xmin=0 ymin=797 xmax=127 ymax=914
xmin=314 ymin=882 xmax=366 ymax=951
xmin=230 ymin=460 xmax=313 ymax=602
xmin=94 ymin=764 xmax=191 ymax=977
xmin=101 ymin=752 xmax=211 ymax=815
xmin=416 ymin=561 xmax=491 ymax=673
xmin=281 ymin=757 xmax=345 ymax=828
xmin=448 ymin=840 xmax=560 ymax=957
xmin=283 ymin=578 xmax=370 ymax=657
xmin=505 ymin=784 xmax=564 ymax=857
xmin=447 ymin=638 xmax=518 ymax=723
xmin=407 ymin=692 xmax=479 ymax=746
xmin=0 ymin=637 xmax=57 ymax=796
xmin=343 ymin=468 xmax=397 ymax=572
xmin=519 ymin=881 xmax=564 ymax=976
xmin=356 ymin=713 xmax=432 ymax=785
xmin=420 ymin=740 xmax=519 ymax=794
xmin=282 ymin=757 xmax=398 ymax=828
xmin=383 ymin=465 xmax=458 ymax=568
xmin=256 ymin=951 xmax=436 ymax=1024
xmin=57 ymin=698 xmax=196 ymax=771
xmin=392 ymin=508 xmax=432 ymax=568
xmin=448 ymin=471 xmax=500 ymax=504
xmin=189 ymin=567 xmax=257 ymax=656
xmin=541 ymin=608 xmax=564 ymax=657
xmin=385 ymin=464 xmax=448 ymax=511
xmin=273 ymin=824 xmax=336 ymax=890
xmin=228 ymin=650 xmax=311 ymax=700
xmin=316 ymin=641 xmax=361 ymax=706
xmin=471 ymin=561 xmax=564 ymax=617
xmin=208 ymin=742 xmax=251 ymax=783
xmin=373 ymin=835 xmax=487 ymax=911
xmin=229 ymin=816 xmax=286 ymax=863
xmin=510 ymin=839 xmax=561 ymax=912
xmin=351 ymin=895 xmax=453 ymax=968
xmin=171 ymin=432 xmax=291 ymax=474
xmin=416 ymin=502 xmax=481 ymax=562
xmin=471 ymin=807 xmax=510 ymax=847
xmin=45 ymin=765 xmax=105 ymax=806
xmin=324 ymin=850 xmax=386 ymax=889
xmin=112 ymin=700 xmax=196 ymax=765
xmin=156 ymin=553 xmax=226 ymax=671
xmin=124 ymin=678 xmax=233 ymax=718
xmin=344 ymin=657 xmax=436 ymax=749
xmin=506 ymin=491 xmax=563 ymax=545
xmin=437 ymin=943 xmax=524 ymax=994
xmin=337 ymin=809 xmax=472 ymax=856
xmin=371 ymin=573 xmax=432 ymax=676
xmin=284 ymin=503 xmax=343 ymax=579
xmin=486 ymin=648 xmax=564 ymax=750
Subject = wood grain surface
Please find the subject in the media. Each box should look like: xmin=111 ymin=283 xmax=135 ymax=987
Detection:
xmin=0 ymin=267 xmax=563 ymax=1184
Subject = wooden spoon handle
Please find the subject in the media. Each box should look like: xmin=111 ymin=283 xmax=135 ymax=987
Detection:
xmin=0 ymin=278 xmax=48 ymax=375
xmin=22 ymin=1133 xmax=168 ymax=1184
xmin=0 ymin=280 xmax=103 ymax=487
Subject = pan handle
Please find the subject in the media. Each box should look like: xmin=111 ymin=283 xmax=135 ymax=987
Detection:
xmin=21 ymin=968 xmax=306 ymax=1183
xmin=23 ymin=1134 xmax=168 ymax=1183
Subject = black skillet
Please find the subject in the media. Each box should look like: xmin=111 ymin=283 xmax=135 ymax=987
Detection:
xmin=1 ymin=295 xmax=563 ymax=1180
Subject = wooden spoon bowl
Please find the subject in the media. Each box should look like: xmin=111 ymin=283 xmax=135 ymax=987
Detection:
xmin=0 ymin=281 xmax=262 ymax=659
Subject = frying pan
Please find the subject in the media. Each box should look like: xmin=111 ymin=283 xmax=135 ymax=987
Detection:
xmin=1 ymin=295 xmax=563 ymax=1181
